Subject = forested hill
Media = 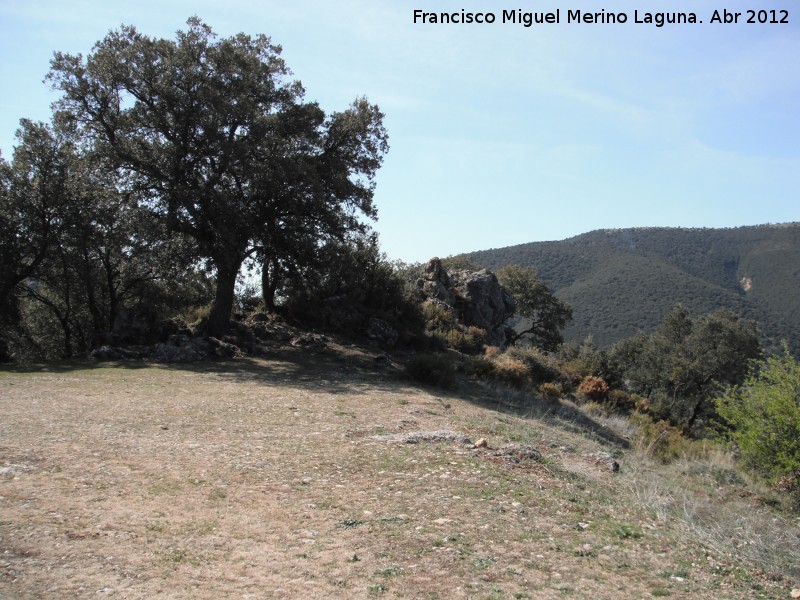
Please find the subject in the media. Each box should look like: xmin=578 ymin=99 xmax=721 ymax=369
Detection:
xmin=465 ymin=223 xmax=800 ymax=352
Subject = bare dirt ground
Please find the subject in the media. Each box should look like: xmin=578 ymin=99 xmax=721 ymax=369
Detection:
xmin=1 ymin=345 xmax=798 ymax=599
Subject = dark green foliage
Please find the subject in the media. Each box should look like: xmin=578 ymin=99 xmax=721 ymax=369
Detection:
xmin=1 ymin=120 xmax=210 ymax=360
xmin=464 ymin=355 xmax=497 ymax=380
xmin=421 ymin=299 xmax=458 ymax=332
xmin=606 ymin=389 xmax=640 ymax=413
xmin=48 ymin=18 xmax=387 ymax=337
xmin=442 ymin=327 xmax=486 ymax=354
xmin=0 ymin=121 xmax=71 ymax=360
xmin=610 ymin=306 xmax=761 ymax=431
xmin=495 ymin=264 xmax=572 ymax=351
xmin=466 ymin=225 xmax=800 ymax=354
xmin=283 ymin=233 xmax=423 ymax=337
xmin=716 ymin=347 xmax=800 ymax=482
xmin=418 ymin=294 xmax=485 ymax=355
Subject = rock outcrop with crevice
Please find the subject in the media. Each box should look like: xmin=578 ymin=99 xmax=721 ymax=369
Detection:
xmin=417 ymin=258 xmax=516 ymax=348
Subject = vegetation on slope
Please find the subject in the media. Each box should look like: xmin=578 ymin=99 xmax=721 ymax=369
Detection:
xmin=466 ymin=224 xmax=800 ymax=353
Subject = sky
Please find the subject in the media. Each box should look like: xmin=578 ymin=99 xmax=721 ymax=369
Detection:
xmin=1 ymin=0 xmax=799 ymax=263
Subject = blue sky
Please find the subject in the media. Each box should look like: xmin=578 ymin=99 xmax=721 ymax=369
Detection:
xmin=2 ymin=0 xmax=798 ymax=263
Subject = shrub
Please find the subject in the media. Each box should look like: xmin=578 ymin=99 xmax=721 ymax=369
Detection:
xmin=630 ymin=413 xmax=691 ymax=464
xmin=557 ymin=359 xmax=586 ymax=393
xmin=582 ymin=401 xmax=608 ymax=417
xmin=505 ymin=346 xmax=560 ymax=383
xmin=774 ymin=471 xmax=800 ymax=510
xmin=465 ymin=356 xmax=497 ymax=380
xmin=538 ymin=382 xmax=562 ymax=401
xmin=716 ymin=347 xmax=800 ymax=482
xmin=425 ymin=333 xmax=448 ymax=352
xmin=405 ymin=353 xmax=456 ymax=388
xmin=484 ymin=346 xmax=501 ymax=360
xmin=422 ymin=300 xmax=457 ymax=331
xmin=492 ymin=357 xmax=530 ymax=387
xmin=184 ymin=304 xmax=212 ymax=327
xmin=466 ymin=325 xmax=487 ymax=346
xmin=443 ymin=327 xmax=484 ymax=354
xmin=577 ymin=375 xmax=609 ymax=402
xmin=607 ymin=389 xmax=638 ymax=413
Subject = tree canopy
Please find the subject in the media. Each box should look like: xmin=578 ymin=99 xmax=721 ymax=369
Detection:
xmin=495 ymin=264 xmax=573 ymax=351
xmin=609 ymin=305 xmax=761 ymax=430
xmin=48 ymin=18 xmax=388 ymax=337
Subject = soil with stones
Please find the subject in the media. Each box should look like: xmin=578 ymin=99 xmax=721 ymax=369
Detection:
xmin=1 ymin=346 xmax=796 ymax=599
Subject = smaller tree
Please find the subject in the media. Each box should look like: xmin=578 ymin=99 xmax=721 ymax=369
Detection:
xmin=617 ymin=306 xmax=761 ymax=431
xmin=0 ymin=121 xmax=72 ymax=360
xmin=716 ymin=345 xmax=800 ymax=481
xmin=496 ymin=264 xmax=572 ymax=351
xmin=283 ymin=232 xmax=422 ymax=335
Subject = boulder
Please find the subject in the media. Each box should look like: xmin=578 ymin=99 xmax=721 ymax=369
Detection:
xmin=418 ymin=258 xmax=455 ymax=305
xmin=449 ymin=268 xmax=516 ymax=345
xmin=417 ymin=258 xmax=516 ymax=347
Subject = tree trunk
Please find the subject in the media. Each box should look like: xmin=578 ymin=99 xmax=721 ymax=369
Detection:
xmin=261 ymin=253 xmax=279 ymax=312
xmin=60 ymin=315 xmax=73 ymax=359
xmin=206 ymin=252 xmax=242 ymax=338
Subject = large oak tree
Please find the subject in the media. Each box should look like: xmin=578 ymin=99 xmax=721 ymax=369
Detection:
xmin=48 ymin=18 xmax=388 ymax=337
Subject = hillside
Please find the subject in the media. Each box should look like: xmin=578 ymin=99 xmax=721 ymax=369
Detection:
xmin=465 ymin=223 xmax=800 ymax=351
xmin=1 ymin=348 xmax=798 ymax=598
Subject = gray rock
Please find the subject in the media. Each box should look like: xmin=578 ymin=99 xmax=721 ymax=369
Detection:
xmin=291 ymin=333 xmax=327 ymax=349
xmin=417 ymin=258 xmax=516 ymax=348
xmin=371 ymin=429 xmax=472 ymax=445
xmin=90 ymin=345 xmax=148 ymax=361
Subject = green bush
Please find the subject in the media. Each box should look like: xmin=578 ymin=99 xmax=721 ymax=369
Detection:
xmin=716 ymin=347 xmax=800 ymax=481
xmin=405 ymin=353 xmax=456 ymax=388
xmin=504 ymin=346 xmax=560 ymax=383
xmin=607 ymin=389 xmax=638 ymax=413
xmin=630 ymin=413 xmax=691 ymax=464
xmin=422 ymin=300 xmax=457 ymax=331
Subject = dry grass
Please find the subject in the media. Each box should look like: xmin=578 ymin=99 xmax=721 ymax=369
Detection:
xmin=1 ymin=346 xmax=798 ymax=599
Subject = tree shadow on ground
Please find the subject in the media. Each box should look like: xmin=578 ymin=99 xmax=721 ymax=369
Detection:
xmin=2 ymin=347 xmax=630 ymax=448
xmin=0 ymin=346 xmax=410 ymax=397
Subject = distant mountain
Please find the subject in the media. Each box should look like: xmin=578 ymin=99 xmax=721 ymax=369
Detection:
xmin=465 ymin=223 xmax=800 ymax=353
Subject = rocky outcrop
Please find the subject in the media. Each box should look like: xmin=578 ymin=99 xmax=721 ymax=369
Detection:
xmin=417 ymin=258 xmax=516 ymax=347
xmin=418 ymin=259 xmax=455 ymax=306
